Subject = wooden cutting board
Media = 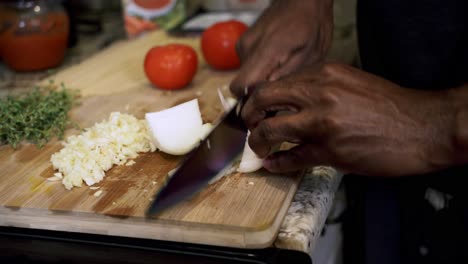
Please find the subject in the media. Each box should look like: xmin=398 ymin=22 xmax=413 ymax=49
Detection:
xmin=0 ymin=31 xmax=303 ymax=248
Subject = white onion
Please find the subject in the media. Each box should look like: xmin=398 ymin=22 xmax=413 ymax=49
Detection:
xmin=217 ymin=87 xmax=237 ymax=112
xmin=237 ymin=131 xmax=264 ymax=173
xmin=145 ymin=99 xmax=212 ymax=156
xmin=199 ymin=123 xmax=213 ymax=140
xmin=146 ymin=99 xmax=202 ymax=155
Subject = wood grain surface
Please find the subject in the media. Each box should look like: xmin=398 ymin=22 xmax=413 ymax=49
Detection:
xmin=0 ymin=31 xmax=303 ymax=248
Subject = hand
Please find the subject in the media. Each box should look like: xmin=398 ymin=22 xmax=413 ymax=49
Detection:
xmin=230 ymin=0 xmax=334 ymax=97
xmin=242 ymin=63 xmax=458 ymax=177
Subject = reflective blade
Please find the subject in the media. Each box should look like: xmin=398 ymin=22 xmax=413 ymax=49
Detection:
xmin=146 ymin=102 xmax=247 ymax=216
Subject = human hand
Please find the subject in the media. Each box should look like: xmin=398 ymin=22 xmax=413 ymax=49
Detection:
xmin=241 ymin=63 xmax=457 ymax=177
xmin=230 ymin=0 xmax=333 ymax=97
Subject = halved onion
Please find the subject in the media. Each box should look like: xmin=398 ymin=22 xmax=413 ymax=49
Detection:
xmin=145 ymin=99 xmax=212 ymax=155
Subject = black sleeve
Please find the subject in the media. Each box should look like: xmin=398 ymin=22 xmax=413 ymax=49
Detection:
xmin=357 ymin=0 xmax=468 ymax=90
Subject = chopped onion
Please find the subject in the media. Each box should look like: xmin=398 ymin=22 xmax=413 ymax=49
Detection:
xmin=125 ymin=160 xmax=136 ymax=166
xmin=47 ymin=176 xmax=62 ymax=182
xmin=217 ymin=88 xmax=237 ymax=112
xmin=199 ymin=123 xmax=213 ymax=140
xmin=51 ymin=112 xmax=155 ymax=190
xmin=167 ymin=167 xmax=180 ymax=177
xmin=237 ymin=131 xmax=264 ymax=173
xmin=217 ymin=88 xmax=228 ymax=110
xmin=225 ymin=97 xmax=237 ymax=111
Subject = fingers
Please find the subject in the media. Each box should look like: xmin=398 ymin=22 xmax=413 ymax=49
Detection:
xmin=263 ymin=144 xmax=325 ymax=173
xmin=248 ymin=114 xmax=303 ymax=158
xmin=230 ymin=32 xmax=313 ymax=97
xmin=230 ymin=46 xmax=278 ymax=98
xmin=241 ymin=80 xmax=304 ymax=129
xmin=268 ymin=46 xmax=309 ymax=82
xmin=235 ymin=29 xmax=258 ymax=63
xmin=230 ymin=29 xmax=266 ymax=98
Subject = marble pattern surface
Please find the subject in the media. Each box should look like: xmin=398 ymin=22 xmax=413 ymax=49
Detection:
xmin=275 ymin=167 xmax=343 ymax=254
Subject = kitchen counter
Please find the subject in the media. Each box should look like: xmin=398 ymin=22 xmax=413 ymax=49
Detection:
xmin=276 ymin=167 xmax=342 ymax=254
xmin=0 ymin=3 xmax=355 ymax=261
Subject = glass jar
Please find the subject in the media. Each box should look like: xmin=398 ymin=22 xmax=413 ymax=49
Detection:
xmin=0 ymin=0 xmax=69 ymax=71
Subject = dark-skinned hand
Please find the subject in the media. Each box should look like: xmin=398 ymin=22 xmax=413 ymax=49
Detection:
xmin=242 ymin=63 xmax=461 ymax=177
xmin=230 ymin=0 xmax=333 ymax=98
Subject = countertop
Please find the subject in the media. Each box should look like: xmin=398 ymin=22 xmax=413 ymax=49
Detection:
xmin=0 ymin=4 xmax=354 ymax=256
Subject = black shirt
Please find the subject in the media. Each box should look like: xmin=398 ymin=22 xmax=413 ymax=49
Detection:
xmin=358 ymin=0 xmax=468 ymax=90
xmin=349 ymin=0 xmax=468 ymax=263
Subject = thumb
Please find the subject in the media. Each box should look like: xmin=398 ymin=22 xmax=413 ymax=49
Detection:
xmin=263 ymin=144 xmax=323 ymax=173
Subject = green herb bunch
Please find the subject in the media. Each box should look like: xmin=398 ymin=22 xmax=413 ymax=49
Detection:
xmin=0 ymin=82 xmax=79 ymax=149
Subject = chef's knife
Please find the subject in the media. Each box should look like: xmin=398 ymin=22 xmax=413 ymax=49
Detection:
xmin=146 ymin=99 xmax=248 ymax=216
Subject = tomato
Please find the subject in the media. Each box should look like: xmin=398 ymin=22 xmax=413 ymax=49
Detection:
xmin=201 ymin=20 xmax=248 ymax=70
xmin=134 ymin=0 xmax=172 ymax=9
xmin=144 ymin=44 xmax=198 ymax=90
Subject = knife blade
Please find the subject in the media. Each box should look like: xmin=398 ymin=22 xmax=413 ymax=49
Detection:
xmin=146 ymin=99 xmax=247 ymax=216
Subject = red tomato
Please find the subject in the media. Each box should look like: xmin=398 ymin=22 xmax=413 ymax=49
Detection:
xmin=144 ymin=44 xmax=198 ymax=90
xmin=201 ymin=20 xmax=248 ymax=70
xmin=134 ymin=0 xmax=172 ymax=9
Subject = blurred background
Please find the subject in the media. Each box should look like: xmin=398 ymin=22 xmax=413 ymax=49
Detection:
xmin=0 ymin=0 xmax=357 ymax=92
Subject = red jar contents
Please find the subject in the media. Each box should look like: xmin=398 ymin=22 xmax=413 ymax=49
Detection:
xmin=0 ymin=2 xmax=69 ymax=72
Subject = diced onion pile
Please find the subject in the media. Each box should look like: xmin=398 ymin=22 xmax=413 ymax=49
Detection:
xmin=50 ymin=112 xmax=156 ymax=190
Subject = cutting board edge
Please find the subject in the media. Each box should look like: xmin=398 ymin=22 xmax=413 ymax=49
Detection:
xmin=0 ymin=210 xmax=249 ymax=248
xmin=0 ymin=168 xmax=303 ymax=249
xmin=243 ymin=169 xmax=306 ymax=248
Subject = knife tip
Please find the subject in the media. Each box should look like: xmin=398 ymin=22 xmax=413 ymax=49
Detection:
xmin=145 ymin=205 xmax=162 ymax=217
xmin=145 ymin=195 xmax=174 ymax=217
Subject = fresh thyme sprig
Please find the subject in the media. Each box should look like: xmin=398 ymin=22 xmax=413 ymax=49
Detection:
xmin=0 ymin=81 xmax=79 ymax=149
